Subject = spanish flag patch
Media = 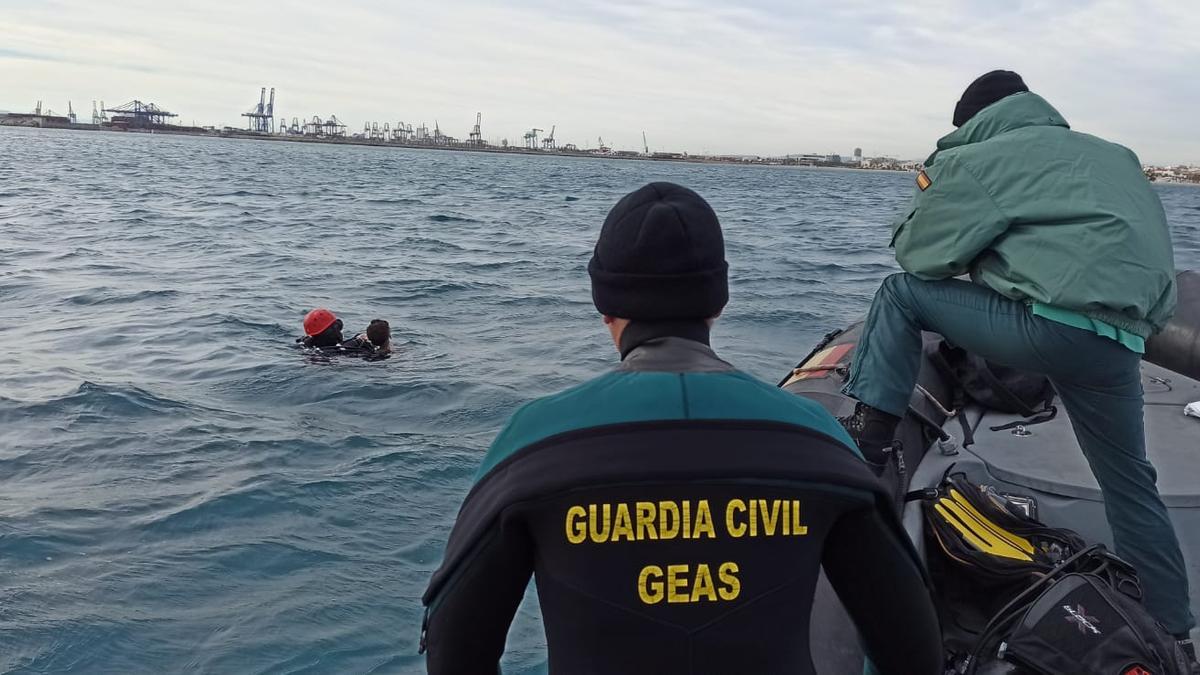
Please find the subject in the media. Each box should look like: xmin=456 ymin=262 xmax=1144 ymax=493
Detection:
xmin=916 ymin=170 xmax=932 ymax=191
xmin=787 ymin=343 xmax=854 ymax=382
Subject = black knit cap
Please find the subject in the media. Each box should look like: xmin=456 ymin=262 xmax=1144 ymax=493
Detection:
xmin=952 ymin=70 xmax=1029 ymax=127
xmin=588 ymin=182 xmax=728 ymax=320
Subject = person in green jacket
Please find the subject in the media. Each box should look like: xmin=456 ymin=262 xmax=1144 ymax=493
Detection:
xmin=841 ymin=70 xmax=1196 ymax=648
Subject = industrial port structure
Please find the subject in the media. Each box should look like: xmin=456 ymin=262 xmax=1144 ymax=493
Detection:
xmin=2 ymin=87 xmax=900 ymax=169
xmin=248 ymin=83 xmax=668 ymax=160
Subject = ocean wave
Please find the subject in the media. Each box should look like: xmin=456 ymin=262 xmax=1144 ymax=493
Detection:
xmin=211 ymin=190 xmax=277 ymax=198
xmin=137 ymin=485 xmax=315 ymax=533
xmin=426 ymin=213 xmax=479 ymax=223
xmin=24 ymin=381 xmax=189 ymax=416
xmin=2 ymin=129 xmax=1196 ymax=673
xmin=364 ymin=197 xmax=421 ymax=205
xmin=63 ymin=288 xmax=180 ymax=306
xmin=203 ymin=541 xmax=349 ymax=575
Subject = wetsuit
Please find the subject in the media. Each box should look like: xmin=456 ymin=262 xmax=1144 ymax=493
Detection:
xmin=297 ymin=334 xmax=375 ymax=353
xmin=339 ymin=334 xmax=376 ymax=352
xmin=298 ymin=324 xmax=343 ymax=349
xmin=422 ymin=326 xmax=942 ymax=674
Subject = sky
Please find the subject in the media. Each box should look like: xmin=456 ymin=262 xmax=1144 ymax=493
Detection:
xmin=2 ymin=0 xmax=1198 ymax=164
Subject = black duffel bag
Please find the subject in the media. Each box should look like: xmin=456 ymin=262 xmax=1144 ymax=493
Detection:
xmin=966 ymin=546 xmax=1190 ymax=675
xmin=926 ymin=340 xmax=1057 ymax=446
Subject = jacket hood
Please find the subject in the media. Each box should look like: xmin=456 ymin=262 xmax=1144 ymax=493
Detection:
xmin=935 ymin=92 xmax=1069 ymax=154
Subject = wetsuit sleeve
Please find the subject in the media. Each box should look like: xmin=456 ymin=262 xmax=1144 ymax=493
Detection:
xmin=892 ymin=154 xmax=1009 ymax=280
xmin=424 ymin=513 xmax=534 ymax=675
xmin=822 ymin=507 xmax=942 ymax=675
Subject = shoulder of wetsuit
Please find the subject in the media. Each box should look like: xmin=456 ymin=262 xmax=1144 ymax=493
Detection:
xmin=477 ymin=370 xmax=860 ymax=481
xmin=338 ymin=336 xmax=374 ymax=353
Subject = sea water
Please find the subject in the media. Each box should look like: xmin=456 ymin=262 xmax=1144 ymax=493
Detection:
xmin=1 ymin=127 xmax=1197 ymax=673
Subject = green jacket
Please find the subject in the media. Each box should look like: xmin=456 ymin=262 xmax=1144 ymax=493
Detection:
xmin=891 ymin=92 xmax=1176 ymax=338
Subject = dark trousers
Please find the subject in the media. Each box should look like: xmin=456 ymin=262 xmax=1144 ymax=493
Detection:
xmin=844 ymin=273 xmax=1194 ymax=635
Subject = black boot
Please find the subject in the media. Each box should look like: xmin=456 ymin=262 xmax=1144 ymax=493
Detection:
xmin=838 ymin=403 xmax=902 ymax=476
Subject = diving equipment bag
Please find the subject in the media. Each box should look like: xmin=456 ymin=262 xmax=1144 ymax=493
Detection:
xmin=913 ymin=472 xmax=1189 ymax=674
xmin=915 ymin=471 xmax=1083 ymax=588
xmin=966 ymin=548 xmax=1190 ymax=675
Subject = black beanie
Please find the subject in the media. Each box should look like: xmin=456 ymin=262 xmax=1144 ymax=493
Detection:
xmin=588 ymin=182 xmax=728 ymax=320
xmin=952 ymin=70 xmax=1029 ymax=127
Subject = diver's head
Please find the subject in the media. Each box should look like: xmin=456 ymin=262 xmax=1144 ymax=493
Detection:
xmin=588 ymin=182 xmax=728 ymax=350
xmin=303 ymin=308 xmax=343 ymax=348
xmin=952 ymin=70 xmax=1029 ymax=127
xmin=366 ymin=319 xmax=391 ymax=349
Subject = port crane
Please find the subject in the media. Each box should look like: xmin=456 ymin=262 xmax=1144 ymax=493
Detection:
xmin=242 ymin=87 xmax=275 ymax=133
xmin=325 ymin=116 xmax=347 ymax=137
xmin=304 ymin=115 xmax=346 ymax=137
xmin=524 ymin=128 xmax=542 ymax=149
xmin=541 ymin=125 xmax=557 ymax=150
xmin=104 ymin=100 xmax=178 ymax=127
xmin=468 ymin=113 xmax=484 ymax=147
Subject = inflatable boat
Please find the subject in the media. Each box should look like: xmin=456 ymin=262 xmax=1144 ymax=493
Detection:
xmin=784 ymin=271 xmax=1200 ymax=672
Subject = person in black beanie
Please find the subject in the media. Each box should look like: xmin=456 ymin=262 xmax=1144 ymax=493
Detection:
xmin=422 ymin=182 xmax=942 ymax=675
xmin=952 ymin=70 xmax=1028 ymax=127
xmin=588 ymin=182 xmax=729 ymax=356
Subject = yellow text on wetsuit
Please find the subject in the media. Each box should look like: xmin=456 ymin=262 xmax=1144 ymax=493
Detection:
xmin=637 ymin=562 xmax=741 ymax=604
xmin=564 ymin=499 xmax=809 ymax=543
xmin=563 ymin=498 xmax=811 ymax=606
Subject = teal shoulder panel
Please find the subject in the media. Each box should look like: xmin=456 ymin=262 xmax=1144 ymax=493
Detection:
xmin=475 ymin=371 xmax=684 ymax=479
xmin=475 ymin=370 xmax=861 ymax=481
xmin=682 ymin=371 xmax=861 ymax=457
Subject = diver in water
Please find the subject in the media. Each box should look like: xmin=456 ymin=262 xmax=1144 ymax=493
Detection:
xmin=299 ymin=308 xmax=343 ymax=348
xmin=840 ymin=70 xmax=1196 ymax=653
xmin=341 ymin=319 xmax=391 ymax=354
xmin=421 ymin=183 xmax=941 ymax=674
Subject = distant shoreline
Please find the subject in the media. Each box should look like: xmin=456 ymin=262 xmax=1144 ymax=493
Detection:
xmin=0 ymin=123 xmax=916 ymax=172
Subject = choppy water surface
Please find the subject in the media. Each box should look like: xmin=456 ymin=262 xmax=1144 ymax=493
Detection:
xmin=1 ymin=128 xmax=1197 ymax=673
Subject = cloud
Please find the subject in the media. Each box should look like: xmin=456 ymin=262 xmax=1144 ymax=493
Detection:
xmin=1 ymin=0 xmax=1196 ymax=163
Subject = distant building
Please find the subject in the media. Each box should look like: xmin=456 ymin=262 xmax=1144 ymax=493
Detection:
xmin=788 ymin=153 xmax=827 ymax=164
xmin=854 ymin=148 xmax=863 ymax=163
xmin=862 ymin=156 xmax=909 ymax=171
xmin=1144 ymin=165 xmax=1200 ymax=184
xmin=0 ymin=112 xmax=72 ymax=128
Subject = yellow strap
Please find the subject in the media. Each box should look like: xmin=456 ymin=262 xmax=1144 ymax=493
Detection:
xmin=948 ymin=489 xmax=1036 ymax=555
xmin=937 ymin=500 xmax=1034 ymax=561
